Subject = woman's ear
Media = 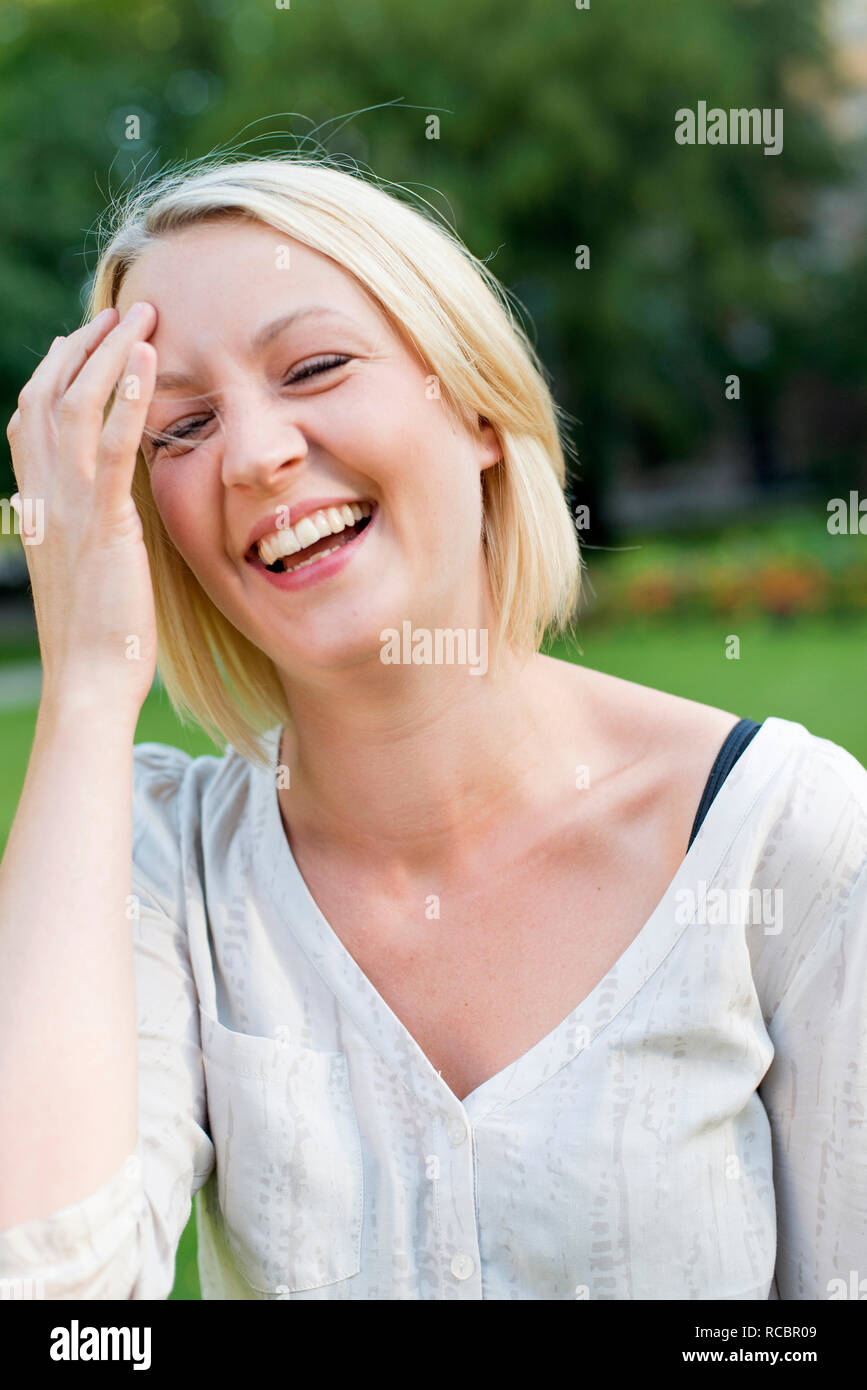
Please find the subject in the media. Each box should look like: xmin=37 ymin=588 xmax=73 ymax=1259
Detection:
xmin=477 ymin=415 xmax=503 ymax=472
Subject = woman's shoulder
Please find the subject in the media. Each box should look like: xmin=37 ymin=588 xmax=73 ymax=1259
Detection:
xmin=132 ymin=731 xmax=277 ymax=838
xmin=541 ymin=654 xmax=745 ymax=823
xmin=541 ymin=652 xmax=867 ymax=866
xmin=132 ymin=739 xmax=195 ymax=786
xmin=749 ymin=715 xmax=867 ymax=865
xmin=546 ymin=652 xmax=865 ymax=785
xmin=741 ymin=719 xmax=867 ymax=1020
xmin=130 ymin=733 xmax=278 ymax=912
xmin=542 ymin=653 xmax=741 ymax=748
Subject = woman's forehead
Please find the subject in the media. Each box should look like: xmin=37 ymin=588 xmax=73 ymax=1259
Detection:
xmin=115 ymin=220 xmax=372 ymax=321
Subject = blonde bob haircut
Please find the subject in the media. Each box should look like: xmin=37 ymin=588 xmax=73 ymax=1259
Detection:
xmin=87 ymin=154 xmax=582 ymax=767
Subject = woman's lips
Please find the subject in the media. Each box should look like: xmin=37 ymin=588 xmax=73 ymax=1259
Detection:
xmin=247 ymin=503 xmax=377 ymax=591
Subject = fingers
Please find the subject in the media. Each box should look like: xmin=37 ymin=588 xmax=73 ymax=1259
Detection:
xmin=56 ymin=304 xmax=158 ymax=482
xmin=6 ymin=309 xmax=122 ymax=476
xmin=7 ymin=304 xmax=158 ymax=514
xmin=64 ymin=303 xmax=156 ymax=406
xmin=95 ymin=341 xmax=158 ymax=513
xmin=52 ymin=310 xmax=123 ymax=398
xmin=6 ymin=336 xmax=72 ymax=446
xmin=58 ymin=304 xmax=156 ymax=420
xmin=11 ymin=310 xmax=118 ymax=424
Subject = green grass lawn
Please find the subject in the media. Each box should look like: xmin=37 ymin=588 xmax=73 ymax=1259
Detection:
xmin=1 ymin=614 xmax=865 ymax=1300
xmin=546 ymin=613 xmax=867 ymax=765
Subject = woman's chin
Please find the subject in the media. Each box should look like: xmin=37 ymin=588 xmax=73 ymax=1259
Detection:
xmin=268 ymin=614 xmax=409 ymax=678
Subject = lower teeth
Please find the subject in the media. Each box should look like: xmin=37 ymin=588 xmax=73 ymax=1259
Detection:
xmin=284 ymin=544 xmax=340 ymax=574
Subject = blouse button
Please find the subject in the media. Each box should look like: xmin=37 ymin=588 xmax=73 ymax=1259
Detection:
xmin=450 ymin=1253 xmax=475 ymax=1281
xmin=446 ymin=1118 xmax=467 ymax=1146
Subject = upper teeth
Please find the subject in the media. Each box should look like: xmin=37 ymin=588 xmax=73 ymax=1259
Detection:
xmin=256 ymin=502 xmax=372 ymax=566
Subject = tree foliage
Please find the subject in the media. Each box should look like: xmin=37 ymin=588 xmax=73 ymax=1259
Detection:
xmin=1 ymin=0 xmax=862 ymax=527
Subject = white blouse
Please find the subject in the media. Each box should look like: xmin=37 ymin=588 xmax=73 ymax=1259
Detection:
xmin=1 ymin=714 xmax=865 ymax=1300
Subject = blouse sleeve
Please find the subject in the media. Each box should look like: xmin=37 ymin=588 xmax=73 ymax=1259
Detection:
xmin=749 ymin=731 xmax=867 ymax=1300
xmin=0 ymin=742 xmax=215 ymax=1300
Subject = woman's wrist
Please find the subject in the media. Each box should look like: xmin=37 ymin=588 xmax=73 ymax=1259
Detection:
xmin=36 ymin=679 xmax=145 ymax=738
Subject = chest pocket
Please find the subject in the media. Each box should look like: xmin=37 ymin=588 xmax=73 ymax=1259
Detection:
xmin=198 ymin=1006 xmax=364 ymax=1294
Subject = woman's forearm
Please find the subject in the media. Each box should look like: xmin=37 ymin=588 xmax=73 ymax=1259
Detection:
xmin=0 ymin=694 xmax=140 ymax=1228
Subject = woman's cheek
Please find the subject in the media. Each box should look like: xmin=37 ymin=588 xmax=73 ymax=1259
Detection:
xmin=149 ymin=468 xmax=210 ymax=566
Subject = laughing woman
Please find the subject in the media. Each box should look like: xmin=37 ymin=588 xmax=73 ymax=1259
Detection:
xmin=0 ymin=157 xmax=864 ymax=1300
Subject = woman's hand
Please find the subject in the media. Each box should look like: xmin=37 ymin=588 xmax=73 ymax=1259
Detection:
xmin=6 ymin=303 xmax=160 ymax=715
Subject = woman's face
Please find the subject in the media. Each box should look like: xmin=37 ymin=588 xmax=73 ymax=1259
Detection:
xmin=116 ymin=217 xmax=501 ymax=680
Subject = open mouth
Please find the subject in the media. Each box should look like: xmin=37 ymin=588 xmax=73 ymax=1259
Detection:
xmin=248 ymin=501 xmax=375 ymax=576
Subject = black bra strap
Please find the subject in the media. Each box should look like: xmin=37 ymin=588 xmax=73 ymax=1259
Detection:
xmin=687 ymin=717 xmax=762 ymax=850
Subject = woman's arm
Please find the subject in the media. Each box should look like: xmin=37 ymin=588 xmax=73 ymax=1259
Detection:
xmin=761 ymin=855 xmax=867 ymax=1300
xmin=749 ymin=731 xmax=867 ymax=1298
xmin=0 ymin=305 xmax=160 ymax=1228
xmin=0 ymin=696 xmax=140 ymax=1226
xmin=0 ymin=743 xmax=215 ymax=1298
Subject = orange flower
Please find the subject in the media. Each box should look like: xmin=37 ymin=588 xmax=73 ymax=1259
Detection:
xmin=755 ymin=562 xmax=828 ymax=617
xmin=628 ymin=570 xmax=679 ymax=614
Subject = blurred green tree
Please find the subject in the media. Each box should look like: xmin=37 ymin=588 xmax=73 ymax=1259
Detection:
xmin=0 ymin=0 xmax=861 ymax=538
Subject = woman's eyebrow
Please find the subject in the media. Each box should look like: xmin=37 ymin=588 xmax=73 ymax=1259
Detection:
xmin=250 ymin=305 xmax=363 ymax=353
xmin=153 ymin=306 xmax=366 ymax=392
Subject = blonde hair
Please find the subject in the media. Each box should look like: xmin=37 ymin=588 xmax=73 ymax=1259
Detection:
xmin=87 ymin=154 xmax=581 ymax=766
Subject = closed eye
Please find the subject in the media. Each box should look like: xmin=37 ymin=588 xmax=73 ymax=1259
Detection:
xmin=144 ymin=355 xmax=351 ymax=456
xmin=287 ymin=354 xmax=350 ymax=384
xmin=144 ymin=416 xmax=213 ymax=454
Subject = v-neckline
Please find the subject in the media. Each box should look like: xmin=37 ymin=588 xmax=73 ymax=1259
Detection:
xmin=252 ymin=718 xmax=781 ymax=1122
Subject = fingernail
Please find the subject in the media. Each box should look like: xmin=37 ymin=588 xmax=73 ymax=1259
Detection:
xmin=122 ymin=302 xmax=150 ymax=322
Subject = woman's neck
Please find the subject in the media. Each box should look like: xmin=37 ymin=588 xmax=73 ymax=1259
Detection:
xmin=275 ymin=648 xmax=573 ymax=875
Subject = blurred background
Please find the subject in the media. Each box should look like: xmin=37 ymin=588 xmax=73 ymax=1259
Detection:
xmin=0 ymin=0 xmax=865 ymax=1298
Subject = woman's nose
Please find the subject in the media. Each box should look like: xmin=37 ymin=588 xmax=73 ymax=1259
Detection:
xmin=219 ymin=393 xmax=309 ymax=489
